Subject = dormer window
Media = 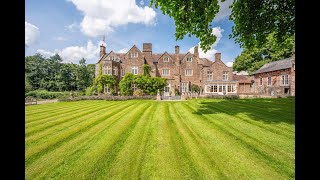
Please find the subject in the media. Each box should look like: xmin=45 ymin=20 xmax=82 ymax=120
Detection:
xmin=163 ymin=57 xmax=169 ymax=62
xmin=110 ymin=56 xmax=114 ymax=60
xmin=186 ymin=57 xmax=192 ymax=62
xmin=130 ymin=52 xmax=138 ymax=58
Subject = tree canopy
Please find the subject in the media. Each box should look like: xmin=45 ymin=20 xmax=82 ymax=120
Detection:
xmin=232 ymin=33 xmax=294 ymax=73
xmin=150 ymin=0 xmax=295 ymax=51
xmin=25 ymin=54 xmax=95 ymax=92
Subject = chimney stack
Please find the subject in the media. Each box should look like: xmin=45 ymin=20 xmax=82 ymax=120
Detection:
xmin=215 ymin=53 xmax=221 ymax=62
xmin=143 ymin=43 xmax=152 ymax=57
xmin=100 ymin=44 xmax=106 ymax=58
xmin=175 ymin=45 xmax=180 ymax=54
xmin=194 ymin=46 xmax=199 ymax=57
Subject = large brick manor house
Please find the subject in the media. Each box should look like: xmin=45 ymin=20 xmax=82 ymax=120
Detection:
xmin=95 ymin=42 xmax=295 ymax=96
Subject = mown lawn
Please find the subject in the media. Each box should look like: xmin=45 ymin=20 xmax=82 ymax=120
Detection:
xmin=25 ymin=98 xmax=295 ymax=179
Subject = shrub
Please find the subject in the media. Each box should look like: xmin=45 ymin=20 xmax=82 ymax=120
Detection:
xmin=198 ymin=94 xmax=239 ymax=100
xmin=25 ymin=90 xmax=69 ymax=99
xmin=85 ymin=85 xmax=98 ymax=96
xmin=58 ymin=95 xmax=156 ymax=102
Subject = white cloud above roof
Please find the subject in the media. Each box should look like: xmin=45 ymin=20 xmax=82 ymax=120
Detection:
xmin=68 ymin=0 xmax=157 ymax=37
xmin=189 ymin=27 xmax=224 ymax=60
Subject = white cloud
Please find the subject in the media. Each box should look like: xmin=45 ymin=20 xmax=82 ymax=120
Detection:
xmin=36 ymin=49 xmax=56 ymax=58
xmin=68 ymin=0 xmax=157 ymax=37
xmin=117 ymin=48 xmax=128 ymax=53
xmin=214 ymin=0 xmax=234 ymax=21
xmin=140 ymin=0 xmax=144 ymax=6
xmin=53 ymin=37 xmax=67 ymax=41
xmin=189 ymin=27 xmax=224 ymax=60
xmin=65 ymin=22 xmax=79 ymax=32
xmin=25 ymin=22 xmax=40 ymax=47
xmin=226 ymin=61 xmax=233 ymax=67
xmin=37 ymin=40 xmax=100 ymax=63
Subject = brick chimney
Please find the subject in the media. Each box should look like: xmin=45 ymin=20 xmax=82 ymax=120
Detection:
xmin=194 ymin=46 xmax=199 ymax=57
xmin=215 ymin=53 xmax=221 ymax=62
xmin=143 ymin=43 xmax=152 ymax=58
xmin=175 ymin=45 xmax=180 ymax=54
xmin=100 ymin=44 xmax=106 ymax=58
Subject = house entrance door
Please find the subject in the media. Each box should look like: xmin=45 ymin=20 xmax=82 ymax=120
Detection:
xmin=164 ymin=86 xmax=170 ymax=96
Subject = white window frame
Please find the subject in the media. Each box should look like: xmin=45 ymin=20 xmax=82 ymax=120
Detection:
xmin=104 ymin=66 xmax=111 ymax=75
xmin=131 ymin=66 xmax=138 ymax=75
xmin=104 ymin=85 xmax=110 ymax=93
xmin=186 ymin=57 xmax=192 ymax=62
xmin=130 ymin=52 xmax=138 ymax=58
xmin=223 ymin=72 xmax=228 ymax=80
xmin=227 ymin=85 xmax=232 ymax=92
xmin=132 ymin=84 xmax=137 ymax=91
xmin=207 ymin=71 xmax=213 ymax=81
xmin=163 ymin=57 xmax=169 ymax=62
xmin=267 ymin=76 xmax=272 ymax=86
xmin=181 ymin=82 xmax=189 ymax=93
xmin=214 ymin=85 xmax=218 ymax=92
xmin=280 ymin=74 xmax=289 ymax=86
xmin=162 ymin=69 xmax=170 ymax=76
xmin=110 ymin=56 xmax=114 ymax=60
xmin=185 ymin=69 xmax=193 ymax=76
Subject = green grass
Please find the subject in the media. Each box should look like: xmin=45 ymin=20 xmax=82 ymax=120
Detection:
xmin=25 ymin=98 xmax=295 ymax=179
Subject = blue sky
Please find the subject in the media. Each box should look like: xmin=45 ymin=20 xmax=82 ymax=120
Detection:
xmin=25 ymin=0 xmax=242 ymax=66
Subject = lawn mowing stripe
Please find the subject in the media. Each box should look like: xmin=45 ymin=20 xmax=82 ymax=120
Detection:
xmin=192 ymin=100 xmax=295 ymax=140
xmin=26 ymin=101 xmax=143 ymax=179
xmin=51 ymin=102 xmax=151 ymax=179
xmin=25 ymin=101 xmax=99 ymax=116
xmin=190 ymin=100 xmax=295 ymax=135
xmin=221 ymin=100 xmax=295 ymax=123
xmin=185 ymin=102 xmax=295 ymax=160
xmin=25 ymin=102 xmax=118 ymax=137
xmin=182 ymin=102 xmax=294 ymax=178
xmin=25 ymin=102 xmax=126 ymax=146
xmin=156 ymin=102 xmax=199 ymax=179
xmin=136 ymin=102 xmax=161 ymax=179
xmin=25 ymin=101 xmax=114 ymax=129
xmin=202 ymin=103 xmax=294 ymax=139
xmin=25 ymin=101 xmax=137 ymax=166
xmin=86 ymin=103 xmax=152 ymax=179
xmin=175 ymin=102 xmax=287 ymax=179
xmin=25 ymin=100 xmax=105 ymax=117
xmin=26 ymin=101 xmax=109 ymax=124
xmin=97 ymin=103 xmax=157 ymax=178
xmin=167 ymin=102 xmax=228 ymax=179
xmin=134 ymin=102 xmax=159 ymax=179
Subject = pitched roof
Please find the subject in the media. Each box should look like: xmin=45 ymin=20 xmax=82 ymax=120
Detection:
xmin=233 ymin=74 xmax=252 ymax=83
xmin=253 ymin=57 xmax=293 ymax=74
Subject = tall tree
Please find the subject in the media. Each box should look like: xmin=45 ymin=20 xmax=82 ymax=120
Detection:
xmin=230 ymin=0 xmax=295 ymax=49
xmin=150 ymin=0 xmax=294 ymax=51
xmin=233 ymin=33 xmax=294 ymax=73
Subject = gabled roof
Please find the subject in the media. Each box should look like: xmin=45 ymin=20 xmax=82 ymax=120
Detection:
xmin=156 ymin=51 xmax=174 ymax=61
xmin=253 ymin=57 xmax=293 ymax=74
xmin=123 ymin=45 xmax=142 ymax=56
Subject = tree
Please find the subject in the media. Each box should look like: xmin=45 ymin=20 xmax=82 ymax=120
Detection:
xmin=119 ymin=73 xmax=136 ymax=96
xmin=143 ymin=64 xmax=151 ymax=76
xmin=191 ymin=84 xmax=200 ymax=93
xmin=150 ymin=0 xmax=221 ymax=53
xmin=150 ymin=0 xmax=294 ymax=51
xmin=230 ymin=0 xmax=295 ymax=49
xmin=233 ymin=33 xmax=294 ymax=73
